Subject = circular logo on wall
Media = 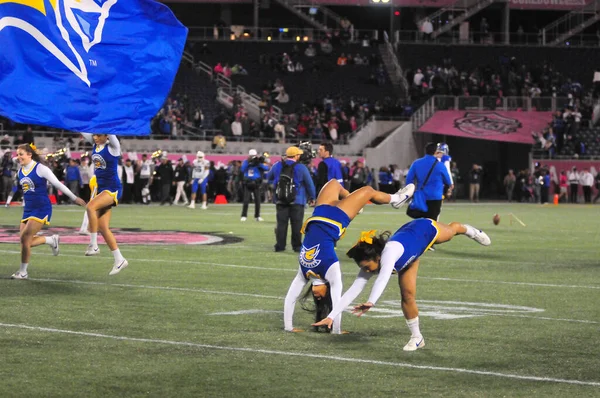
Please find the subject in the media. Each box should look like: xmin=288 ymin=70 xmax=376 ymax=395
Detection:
xmin=0 ymin=225 xmax=242 ymax=246
xmin=454 ymin=112 xmax=522 ymax=137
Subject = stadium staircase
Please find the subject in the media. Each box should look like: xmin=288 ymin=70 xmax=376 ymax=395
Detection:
xmin=417 ymin=0 xmax=503 ymax=39
xmin=191 ymin=42 xmax=394 ymax=115
xmin=542 ymin=0 xmax=600 ymax=46
xmin=379 ymin=42 xmax=409 ymax=99
xmin=271 ymin=0 xmax=329 ymax=31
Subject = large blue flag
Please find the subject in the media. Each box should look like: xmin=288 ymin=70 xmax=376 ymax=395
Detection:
xmin=0 ymin=0 xmax=187 ymax=136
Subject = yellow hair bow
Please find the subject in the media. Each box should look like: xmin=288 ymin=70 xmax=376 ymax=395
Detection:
xmin=29 ymin=143 xmax=37 ymax=151
xmin=357 ymin=230 xmax=377 ymax=245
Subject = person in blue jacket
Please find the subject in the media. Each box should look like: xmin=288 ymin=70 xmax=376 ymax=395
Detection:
xmin=268 ymin=146 xmax=316 ymax=252
xmin=240 ymin=149 xmax=269 ymax=221
xmin=405 ymin=142 xmax=453 ymax=220
xmin=315 ymin=142 xmax=343 ymax=192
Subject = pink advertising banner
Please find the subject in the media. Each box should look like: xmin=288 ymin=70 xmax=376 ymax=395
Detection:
xmin=417 ymin=111 xmax=553 ymax=144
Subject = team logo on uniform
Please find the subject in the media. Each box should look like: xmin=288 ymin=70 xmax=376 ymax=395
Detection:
xmin=299 ymin=244 xmax=321 ymax=269
xmin=454 ymin=112 xmax=522 ymax=137
xmin=20 ymin=176 xmax=35 ymax=193
xmin=0 ymin=0 xmax=118 ymax=86
xmin=91 ymin=153 xmax=106 ymax=170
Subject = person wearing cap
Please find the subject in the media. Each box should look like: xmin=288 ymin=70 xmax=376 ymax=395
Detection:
xmin=405 ymin=142 xmax=452 ymax=222
xmin=188 ymin=151 xmax=210 ymax=209
xmin=267 ymin=146 xmax=316 ymax=252
xmin=316 ymin=142 xmax=344 ymax=193
xmin=240 ymin=149 xmax=269 ymax=221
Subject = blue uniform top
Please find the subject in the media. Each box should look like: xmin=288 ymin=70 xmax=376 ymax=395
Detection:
xmin=19 ymin=161 xmax=48 ymax=206
xmin=406 ymin=155 xmax=452 ymax=200
xmin=388 ymin=218 xmax=439 ymax=272
xmin=298 ymin=205 xmax=351 ymax=281
xmin=267 ymin=160 xmax=316 ymax=205
xmin=92 ymin=141 xmax=121 ymax=192
xmin=322 ymin=157 xmax=343 ymax=183
xmin=241 ymin=160 xmax=269 ymax=182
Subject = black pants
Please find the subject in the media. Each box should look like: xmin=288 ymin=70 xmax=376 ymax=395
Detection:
xmin=569 ymin=183 xmax=579 ymax=203
xmin=406 ymin=199 xmax=443 ymax=221
xmin=583 ymin=186 xmax=592 ymax=203
xmin=541 ymin=186 xmax=549 ymax=204
xmin=275 ymin=204 xmax=305 ymax=252
xmin=241 ymin=181 xmax=261 ymax=218
xmin=123 ymin=183 xmax=134 ymax=203
xmin=160 ymin=183 xmax=172 ymax=204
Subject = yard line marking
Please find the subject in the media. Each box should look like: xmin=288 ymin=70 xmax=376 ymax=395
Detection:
xmin=25 ymin=278 xmax=600 ymax=324
xmin=31 ymin=278 xmax=283 ymax=300
xmin=499 ymin=314 xmax=600 ymax=324
xmin=1 ymin=250 xmax=599 ymax=290
xmin=0 ymin=322 xmax=598 ymax=387
xmin=419 ymin=276 xmax=600 ymax=290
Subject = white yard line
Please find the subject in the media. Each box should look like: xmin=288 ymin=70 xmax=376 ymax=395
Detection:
xmin=24 ymin=278 xmax=600 ymax=325
xmin=0 ymin=322 xmax=598 ymax=387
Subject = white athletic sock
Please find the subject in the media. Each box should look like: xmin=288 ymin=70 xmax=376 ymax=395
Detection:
xmin=112 ymin=249 xmax=125 ymax=263
xmin=44 ymin=236 xmax=53 ymax=245
xmin=202 ymin=201 xmax=207 ymax=206
xmin=406 ymin=317 xmax=422 ymax=338
xmin=90 ymin=233 xmax=98 ymax=247
xmin=464 ymin=225 xmax=477 ymax=238
xmin=6 ymin=194 xmax=13 ymax=205
xmin=389 ymin=193 xmax=401 ymax=203
xmin=19 ymin=263 xmax=29 ymax=274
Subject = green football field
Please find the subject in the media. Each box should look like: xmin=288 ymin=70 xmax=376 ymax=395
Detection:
xmin=0 ymin=202 xmax=599 ymax=397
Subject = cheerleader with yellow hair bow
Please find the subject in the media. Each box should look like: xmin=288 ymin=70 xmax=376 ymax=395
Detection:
xmin=313 ymin=218 xmax=491 ymax=351
xmin=10 ymin=144 xmax=86 ymax=280
xmin=283 ymin=179 xmax=416 ymax=334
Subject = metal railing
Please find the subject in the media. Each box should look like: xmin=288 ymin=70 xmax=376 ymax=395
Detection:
xmin=542 ymin=0 xmax=600 ymax=45
xmin=187 ymin=26 xmax=375 ymax=43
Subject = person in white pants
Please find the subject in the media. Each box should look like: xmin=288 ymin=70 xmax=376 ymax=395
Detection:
xmin=188 ymin=151 xmax=210 ymax=209
xmin=173 ymin=158 xmax=189 ymax=205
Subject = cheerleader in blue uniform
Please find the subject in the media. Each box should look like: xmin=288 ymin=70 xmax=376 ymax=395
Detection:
xmin=11 ymin=144 xmax=86 ymax=279
xmin=82 ymin=134 xmax=128 ymax=275
xmin=313 ymin=219 xmax=491 ymax=350
xmin=283 ymin=179 xmax=415 ymax=334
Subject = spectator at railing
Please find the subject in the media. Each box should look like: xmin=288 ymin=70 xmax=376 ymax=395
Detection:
xmin=305 ymin=44 xmax=316 ymax=58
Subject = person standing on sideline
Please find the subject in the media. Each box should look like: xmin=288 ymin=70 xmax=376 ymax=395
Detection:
xmin=172 ymin=158 xmax=189 ymax=205
xmin=10 ymin=144 xmax=86 ymax=279
xmin=268 ymin=146 xmax=316 ymax=253
xmin=436 ymin=143 xmax=454 ymax=200
xmin=137 ymin=154 xmax=153 ymax=204
xmin=122 ymin=158 xmax=135 ymax=204
xmin=65 ymin=158 xmax=83 ymax=197
xmin=504 ymin=169 xmax=516 ymax=202
xmin=81 ymin=133 xmax=128 ymax=275
xmin=469 ymin=163 xmax=483 ymax=202
xmin=405 ymin=142 xmax=453 ymax=221
xmin=541 ymin=169 xmax=550 ymax=204
xmin=315 ymin=142 xmax=343 ymax=193
xmin=568 ymin=166 xmax=579 ymax=203
xmin=79 ymin=157 xmax=93 ymax=202
xmin=593 ymin=171 xmax=600 ymax=203
xmin=240 ymin=149 xmax=269 ymax=221
xmin=156 ymin=154 xmax=174 ymax=205
xmin=312 ymin=218 xmax=490 ymax=349
xmin=558 ymin=170 xmax=568 ymax=203
xmin=188 ymin=151 xmax=210 ymax=209
xmin=580 ymin=168 xmax=594 ymax=203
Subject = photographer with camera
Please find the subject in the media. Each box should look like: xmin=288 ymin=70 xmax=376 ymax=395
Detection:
xmin=241 ymin=149 xmax=269 ymax=221
xmin=268 ymin=144 xmax=316 ymax=253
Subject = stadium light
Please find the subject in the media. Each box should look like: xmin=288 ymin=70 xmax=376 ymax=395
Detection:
xmin=296 ymin=36 xmax=301 ymax=41
xmin=267 ymin=35 xmax=272 ymax=41
xmin=370 ymin=0 xmax=390 ymax=3
xmin=303 ymin=36 xmax=309 ymax=42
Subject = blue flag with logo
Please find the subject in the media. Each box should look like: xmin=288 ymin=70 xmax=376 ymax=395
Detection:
xmin=0 ymin=0 xmax=187 ymax=136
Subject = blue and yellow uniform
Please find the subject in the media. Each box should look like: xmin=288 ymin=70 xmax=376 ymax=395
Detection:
xmin=389 ymin=218 xmax=439 ymax=272
xmin=298 ymin=205 xmax=351 ymax=281
xmin=91 ymin=142 xmax=122 ymax=204
xmin=19 ymin=162 xmax=52 ymax=225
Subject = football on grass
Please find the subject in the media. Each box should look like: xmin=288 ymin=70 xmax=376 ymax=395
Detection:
xmin=493 ymin=214 xmax=500 ymax=225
